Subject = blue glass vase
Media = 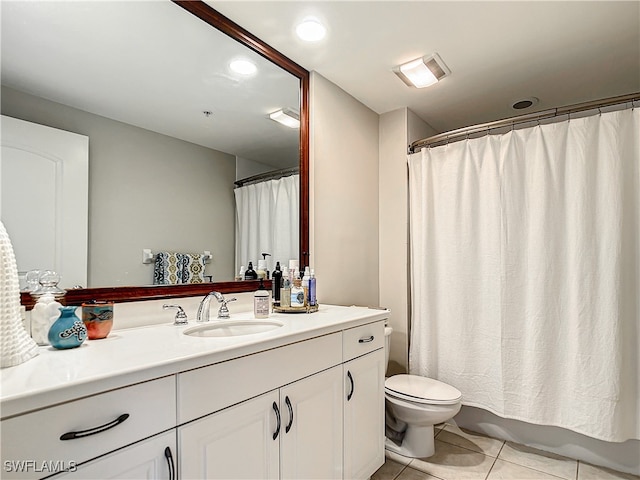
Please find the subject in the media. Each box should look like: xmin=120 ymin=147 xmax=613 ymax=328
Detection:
xmin=48 ymin=306 xmax=87 ymax=349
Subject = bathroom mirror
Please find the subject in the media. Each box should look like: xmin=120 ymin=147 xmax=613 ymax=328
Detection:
xmin=1 ymin=0 xmax=309 ymax=307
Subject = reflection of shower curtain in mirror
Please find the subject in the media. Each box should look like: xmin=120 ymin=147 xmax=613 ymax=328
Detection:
xmin=234 ymin=175 xmax=299 ymax=273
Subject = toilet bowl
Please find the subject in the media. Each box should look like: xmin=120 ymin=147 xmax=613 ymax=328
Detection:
xmin=384 ymin=327 xmax=462 ymax=458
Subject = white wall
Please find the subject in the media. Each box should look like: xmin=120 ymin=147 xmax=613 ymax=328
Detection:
xmin=309 ymin=73 xmax=380 ymax=307
xmin=1 ymin=86 xmax=236 ymax=286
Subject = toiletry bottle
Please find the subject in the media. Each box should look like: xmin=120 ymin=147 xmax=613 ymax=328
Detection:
xmin=309 ymin=269 xmax=317 ymax=306
xmin=261 ymin=253 xmax=271 ymax=279
xmin=254 ymin=279 xmax=270 ymax=319
xmin=235 ymin=265 xmax=245 ymax=281
xmin=291 ymin=277 xmax=306 ymax=307
xmin=244 ymin=261 xmax=258 ymax=280
xmin=272 ymin=262 xmax=282 ymax=306
xmin=257 ymin=260 xmax=267 ymax=280
xmin=281 ymin=268 xmax=291 ymax=307
xmin=302 ymin=266 xmax=311 ymax=303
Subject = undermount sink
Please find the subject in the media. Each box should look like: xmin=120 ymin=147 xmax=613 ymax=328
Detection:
xmin=183 ymin=319 xmax=284 ymax=338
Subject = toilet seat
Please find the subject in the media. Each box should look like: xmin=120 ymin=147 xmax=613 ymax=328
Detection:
xmin=385 ymin=374 xmax=462 ymax=405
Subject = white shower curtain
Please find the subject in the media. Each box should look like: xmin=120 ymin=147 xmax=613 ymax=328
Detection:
xmin=234 ymin=174 xmax=299 ymax=273
xmin=408 ymin=108 xmax=639 ymax=442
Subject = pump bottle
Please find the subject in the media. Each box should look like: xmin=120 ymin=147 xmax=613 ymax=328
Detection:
xmin=253 ymin=279 xmax=270 ymax=318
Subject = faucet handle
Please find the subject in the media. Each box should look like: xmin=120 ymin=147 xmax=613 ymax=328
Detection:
xmin=217 ymin=297 xmax=237 ymax=319
xmin=163 ymin=304 xmax=188 ymax=326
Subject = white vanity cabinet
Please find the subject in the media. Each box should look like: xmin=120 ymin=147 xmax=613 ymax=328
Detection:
xmin=342 ymin=322 xmax=386 ymax=480
xmin=1 ymin=306 xmax=389 ymax=480
xmin=177 ymin=332 xmax=344 ymax=480
xmin=179 ymin=366 xmax=343 ymax=480
xmin=1 ymin=376 xmax=176 ymax=480
xmin=50 ymin=431 xmax=177 ymax=480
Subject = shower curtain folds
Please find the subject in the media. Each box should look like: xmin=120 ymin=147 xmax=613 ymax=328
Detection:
xmin=408 ymin=107 xmax=639 ymax=442
xmin=234 ymin=174 xmax=299 ymax=275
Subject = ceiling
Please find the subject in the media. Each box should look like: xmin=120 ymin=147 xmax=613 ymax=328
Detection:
xmin=212 ymin=1 xmax=640 ymax=135
xmin=0 ymin=1 xmax=300 ymax=170
xmin=2 ymin=1 xmax=638 ymax=159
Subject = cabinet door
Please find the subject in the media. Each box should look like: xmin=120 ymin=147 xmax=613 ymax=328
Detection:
xmin=52 ymin=430 xmax=176 ymax=479
xmin=178 ymin=390 xmax=280 ymax=480
xmin=344 ymin=349 xmax=385 ymax=480
xmin=280 ymin=366 xmax=343 ymax=480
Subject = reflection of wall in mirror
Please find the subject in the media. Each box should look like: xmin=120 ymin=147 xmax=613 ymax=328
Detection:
xmin=1 ymin=86 xmax=236 ymax=287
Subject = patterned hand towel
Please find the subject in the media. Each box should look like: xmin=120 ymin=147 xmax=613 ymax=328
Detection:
xmin=153 ymin=252 xmax=183 ymax=285
xmin=181 ymin=253 xmax=206 ymax=284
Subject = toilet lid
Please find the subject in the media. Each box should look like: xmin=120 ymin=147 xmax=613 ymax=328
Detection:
xmin=385 ymin=375 xmax=462 ymax=405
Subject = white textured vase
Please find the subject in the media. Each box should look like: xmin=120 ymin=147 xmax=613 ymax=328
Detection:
xmin=1 ymin=220 xmax=38 ymax=368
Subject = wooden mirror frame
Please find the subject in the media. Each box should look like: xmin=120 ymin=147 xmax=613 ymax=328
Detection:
xmin=21 ymin=1 xmax=309 ymax=309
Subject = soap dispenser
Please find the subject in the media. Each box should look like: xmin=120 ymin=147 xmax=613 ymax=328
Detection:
xmin=272 ymin=262 xmax=282 ymax=306
xmin=253 ymin=279 xmax=270 ymax=318
xmin=244 ymin=262 xmax=258 ymax=280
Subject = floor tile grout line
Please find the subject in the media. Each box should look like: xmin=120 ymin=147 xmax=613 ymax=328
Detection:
xmin=434 ymin=435 xmax=505 ymax=459
xmin=575 ymin=460 xmax=580 ymax=480
xmin=484 ymin=441 xmax=507 ymax=480
xmin=495 ymin=456 xmax=574 ymax=480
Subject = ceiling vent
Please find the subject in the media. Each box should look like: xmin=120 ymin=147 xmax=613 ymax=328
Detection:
xmin=394 ymin=53 xmax=451 ymax=88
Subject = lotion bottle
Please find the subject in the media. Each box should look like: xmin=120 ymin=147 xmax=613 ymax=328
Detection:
xmin=253 ymin=279 xmax=270 ymax=318
xmin=290 ymin=277 xmax=306 ymax=307
xmin=280 ymin=268 xmax=291 ymax=307
xmin=309 ymin=269 xmax=317 ymax=306
xmin=244 ymin=262 xmax=258 ymax=280
xmin=272 ymin=262 xmax=282 ymax=306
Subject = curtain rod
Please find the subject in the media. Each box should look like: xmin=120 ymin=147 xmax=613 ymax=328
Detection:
xmin=234 ymin=166 xmax=299 ymax=187
xmin=409 ymin=92 xmax=640 ymax=153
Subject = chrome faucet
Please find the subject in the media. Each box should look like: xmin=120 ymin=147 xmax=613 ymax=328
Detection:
xmin=197 ymin=291 xmax=237 ymax=322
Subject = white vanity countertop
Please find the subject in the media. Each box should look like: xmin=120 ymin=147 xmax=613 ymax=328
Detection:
xmin=0 ymin=304 xmax=389 ymax=419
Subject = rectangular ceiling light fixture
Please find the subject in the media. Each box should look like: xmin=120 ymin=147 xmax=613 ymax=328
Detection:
xmin=393 ymin=53 xmax=450 ymax=88
xmin=269 ymin=108 xmax=300 ymax=128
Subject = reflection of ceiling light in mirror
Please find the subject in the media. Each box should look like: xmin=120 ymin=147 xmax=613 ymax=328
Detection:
xmin=269 ymin=108 xmax=300 ymax=128
xmin=296 ymin=18 xmax=326 ymax=42
xmin=393 ymin=53 xmax=450 ymax=88
xmin=229 ymin=59 xmax=257 ymax=75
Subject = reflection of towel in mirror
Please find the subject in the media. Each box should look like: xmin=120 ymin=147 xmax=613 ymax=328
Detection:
xmin=385 ymin=402 xmax=407 ymax=446
xmin=153 ymin=252 xmax=207 ymax=285
xmin=182 ymin=253 xmax=206 ymax=284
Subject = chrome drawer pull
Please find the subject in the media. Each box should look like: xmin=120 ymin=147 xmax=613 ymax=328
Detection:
xmin=358 ymin=335 xmax=374 ymax=343
xmin=60 ymin=413 xmax=130 ymax=440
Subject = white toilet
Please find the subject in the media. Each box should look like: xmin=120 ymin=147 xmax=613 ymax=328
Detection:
xmin=384 ymin=326 xmax=462 ymax=458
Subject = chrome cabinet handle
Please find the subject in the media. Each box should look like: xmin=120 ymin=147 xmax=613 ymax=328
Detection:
xmin=164 ymin=446 xmax=176 ymax=480
xmin=60 ymin=413 xmax=130 ymax=440
xmin=272 ymin=401 xmax=281 ymax=440
xmin=285 ymin=396 xmax=294 ymax=433
xmin=347 ymin=370 xmax=355 ymax=401
xmin=358 ymin=335 xmax=374 ymax=343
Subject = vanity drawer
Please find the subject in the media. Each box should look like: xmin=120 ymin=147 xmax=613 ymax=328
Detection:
xmin=178 ymin=332 xmax=342 ymax=424
xmin=1 ymin=376 xmax=176 ymax=480
xmin=343 ymin=321 xmax=385 ymax=361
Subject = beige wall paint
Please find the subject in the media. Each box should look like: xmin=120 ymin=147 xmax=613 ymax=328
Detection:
xmin=2 ymin=86 xmax=236 ymax=287
xmin=379 ymin=108 xmax=435 ymax=374
xmin=309 ymin=73 xmax=380 ymax=307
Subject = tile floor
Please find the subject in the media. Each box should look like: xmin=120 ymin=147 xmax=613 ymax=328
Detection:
xmin=373 ymin=424 xmax=640 ymax=480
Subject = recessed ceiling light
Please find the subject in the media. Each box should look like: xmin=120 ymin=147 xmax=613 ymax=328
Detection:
xmin=229 ymin=59 xmax=257 ymax=75
xmin=296 ymin=18 xmax=326 ymax=42
xmin=512 ymin=97 xmax=539 ymax=110
xmin=393 ymin=53 xmax=450 ymax=88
